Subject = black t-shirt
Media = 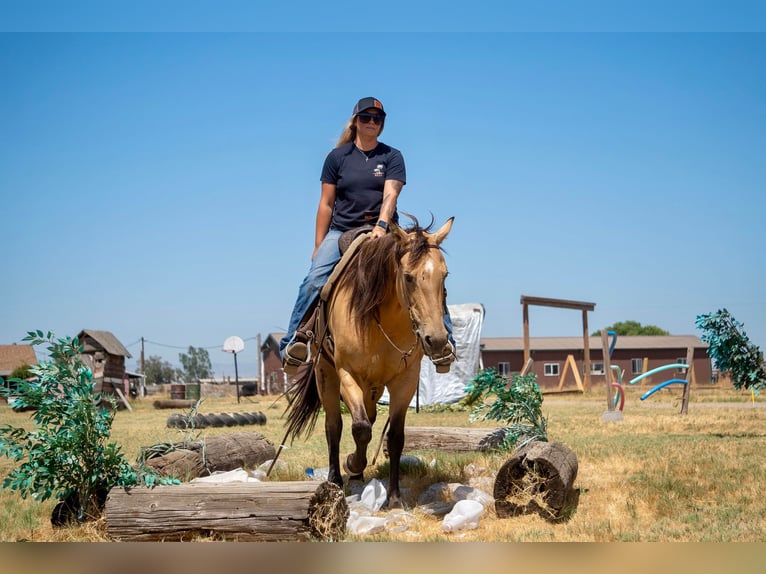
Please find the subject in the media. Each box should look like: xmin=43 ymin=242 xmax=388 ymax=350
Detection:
xmin=320 ymin=141 xmax=406 ymax=231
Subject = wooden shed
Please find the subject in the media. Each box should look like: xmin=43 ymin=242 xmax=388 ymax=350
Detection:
xmin=77 ymin=329 xmax=132 ymax=405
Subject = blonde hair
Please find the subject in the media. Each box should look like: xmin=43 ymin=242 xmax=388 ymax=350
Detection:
xmin=336 ymin=114 xmax=385 ymax=147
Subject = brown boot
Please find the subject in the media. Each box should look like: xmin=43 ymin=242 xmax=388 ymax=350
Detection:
xmin=282 ymin=332 xmax=311 ymax=375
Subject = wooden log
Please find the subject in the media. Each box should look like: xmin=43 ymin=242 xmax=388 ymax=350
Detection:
xmin=144 ymin=449 xmax=205 ymax=481
xmin=143 ymin=432 xmax=276 ymax=480
xmin=494 ymin=441 xmax=579 ymax=521
xmin=153 ymin=399 xmax=197 ymax=409
xmin=201 ymin=432 xmax=276 ymax=473
xmin=383 ymin=426 xmax=507 ymax=456
xmin=105 ymin=481 xmax=348 ymax=541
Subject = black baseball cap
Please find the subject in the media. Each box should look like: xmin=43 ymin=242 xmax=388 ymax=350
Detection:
xmin=353 ymin=97 xmax=386 ymax=117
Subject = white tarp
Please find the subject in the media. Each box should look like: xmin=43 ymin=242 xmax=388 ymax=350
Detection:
xmin=380 ymin=303 xmax=485 ymax=407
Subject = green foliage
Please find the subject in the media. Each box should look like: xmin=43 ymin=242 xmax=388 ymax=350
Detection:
xmin=142 ymin=355 xmax=176 ymax=385
xmin=178 ymin=346 xmax=213 ymax=382
xmin=464 ymin=368 xmax=548 ymax=450
xmin=0 ymin=331 xmax=176 ymax=523
xmin=9 ymin=364 xmax=33 ymax=380
xmin=593 ymin=320 xmax=669 ymax=336
xmin=696 ymin=309 xmax=766 ymax=391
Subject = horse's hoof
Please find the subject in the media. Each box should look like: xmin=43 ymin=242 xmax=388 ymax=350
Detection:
xmin=383 ymin=497 xmax=404 ymax=510
xmin=344 ymin=453 xmax=366 ymax=475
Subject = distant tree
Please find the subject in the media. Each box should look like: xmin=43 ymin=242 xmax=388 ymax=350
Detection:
xmin=593 ymin=320 xmax=670 ymax=337
xmin=142 ymin=356 xmax=176 ymax=385
xmin=178 ymin=346 xmax=213 ymax=382
xmin=10 ymin=364 xmax=34 ymax=380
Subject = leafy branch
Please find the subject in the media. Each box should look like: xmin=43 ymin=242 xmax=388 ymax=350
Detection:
xmin=464 ymin=368 xmax=548 ymax=450
xmin=696 ymin=309 xmax=766 ymax=392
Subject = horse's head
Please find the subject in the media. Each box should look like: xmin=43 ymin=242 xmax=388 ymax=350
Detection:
xmin=390 ymin=216 xmax=454 ymax=362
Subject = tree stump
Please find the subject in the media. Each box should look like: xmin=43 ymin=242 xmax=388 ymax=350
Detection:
xmin=383 ymin=426 xmax=507 ymax=456
xmin=144 ymin=432 xmax=276 ymax=480
xmin=494 ymin=441 xmax=578 ymax=521
xmin=105 ymin=481 xmax=348 ymax=541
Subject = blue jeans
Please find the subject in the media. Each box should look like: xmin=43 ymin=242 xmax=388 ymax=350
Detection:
xmin=280 ymin=228 xmax=456 ymax=358
xmin=280 ymin=229 xmax=343 ymax=358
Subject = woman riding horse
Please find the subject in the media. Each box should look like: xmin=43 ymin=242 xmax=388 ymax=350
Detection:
xmin=284 ymin=216 xmax=454 ymax=509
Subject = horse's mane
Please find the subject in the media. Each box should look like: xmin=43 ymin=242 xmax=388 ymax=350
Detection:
xmin=338 ymin=216 xmax=440 ymax=335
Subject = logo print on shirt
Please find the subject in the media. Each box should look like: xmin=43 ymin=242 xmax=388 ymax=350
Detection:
xmin=373 ymin=163 xmax=385 ymax=177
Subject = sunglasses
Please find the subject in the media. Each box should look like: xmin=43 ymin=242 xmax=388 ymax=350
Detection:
xmin=357 ymin=113 xmax=384 ymax=125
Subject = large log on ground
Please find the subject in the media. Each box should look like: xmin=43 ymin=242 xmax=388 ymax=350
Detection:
xmin=153 ymin=399 xmax=197 ymax=409
xmin=105 ymin=481 xmax=348 ymax=541
xmin=144 ymin=432 xmax=276 ymax=480
xmin=383 ymin=426 xmax=507 ymax=456
xmin=494 ymin=441 xmax=579 ymax=521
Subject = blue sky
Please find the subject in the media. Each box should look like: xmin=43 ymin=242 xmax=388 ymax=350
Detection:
xmin=1 ymin=13 xmax=765 ymax=378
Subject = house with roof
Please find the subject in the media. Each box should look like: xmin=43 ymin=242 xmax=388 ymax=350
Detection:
xmin=0 ymin=344 xmax=37 ymax=380
xmin=480 ymin=335 xmax=712 ymax=391
xmin=0 ymin=344 xmax=38 ymax=398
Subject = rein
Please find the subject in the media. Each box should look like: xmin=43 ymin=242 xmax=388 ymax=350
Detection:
xmin=374 ymin=266 xmax=422 ymax=366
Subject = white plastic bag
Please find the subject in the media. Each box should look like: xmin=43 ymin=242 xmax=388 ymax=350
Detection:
xmin=360 ymin=478 xmax=387 ymax=511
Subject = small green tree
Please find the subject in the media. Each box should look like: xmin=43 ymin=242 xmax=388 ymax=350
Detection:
xmin=0 ymin=331 xmax=175 ymax=524
xmin=464 ymin=368 xmax=548 ymax=450
xmin=142 ymin=355 xmax=176 ymax=385
xmin=9 ymin=364 xmax=33 ymax=380
xmin=696 ymin=309 xmax=766 ymax=391
xmin=178 ymin=346 xmax=213 ymax=382
xmin=593 ymin=320 xmax=669 ymax=336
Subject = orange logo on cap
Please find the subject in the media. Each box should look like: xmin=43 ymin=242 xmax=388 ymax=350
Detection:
xmin=373 ymin=99 xmax=382 ymax=109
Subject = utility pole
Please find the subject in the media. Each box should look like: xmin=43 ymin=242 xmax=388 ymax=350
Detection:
xmin=257 ymin=333 xmax=262 ymax=394
xmin=140 ymin=337 xmax=145 ymax=374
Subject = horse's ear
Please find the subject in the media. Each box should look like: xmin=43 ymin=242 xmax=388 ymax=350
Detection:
xmin=431 ymin=217 xmax=454 ymax=246
xmin=389 ymin=221 xmax=409 ymax=244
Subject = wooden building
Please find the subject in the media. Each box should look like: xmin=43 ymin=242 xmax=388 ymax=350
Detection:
xmin=261 ymin=333 xmax=288 ymax=395
xmin=77 ymin=329 xmax=133 ymax=403
xmin=480 ymin=335 xmax=713 ymax=391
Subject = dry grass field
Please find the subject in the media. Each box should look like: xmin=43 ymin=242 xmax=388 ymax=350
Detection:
xmin=1 ymin=384 xmax=765 ymax=542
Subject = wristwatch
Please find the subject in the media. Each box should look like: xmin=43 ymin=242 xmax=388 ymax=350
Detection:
xmin=376 ymin=220 xmax=389 ymax=231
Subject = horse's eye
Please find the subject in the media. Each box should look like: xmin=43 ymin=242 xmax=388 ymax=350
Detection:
xmin=404 ymin=273 xmax=416 ymax=285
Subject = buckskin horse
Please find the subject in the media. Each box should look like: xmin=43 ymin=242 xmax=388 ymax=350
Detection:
xmin=283 ymin=215 xmax=454 ymax=509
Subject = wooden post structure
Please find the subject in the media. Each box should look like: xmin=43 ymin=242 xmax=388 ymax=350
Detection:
xmin=601 ymin=330 xmax=614 ymax=411
xmin=680 ymin=346 xmax=694 ymax=415
xmin=520 ymin=295 xmax=597 ymax=390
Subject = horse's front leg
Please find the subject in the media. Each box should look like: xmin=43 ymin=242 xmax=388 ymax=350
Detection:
xmin=384 ymin=408 xmax=406 ymax=509
xmin=384 ymin=370 xmax=419 ymax=509
xmin=317 ymin=364 xmax=343 ymax=488
xmin=338 ymin=369 xmax=372 ymax=477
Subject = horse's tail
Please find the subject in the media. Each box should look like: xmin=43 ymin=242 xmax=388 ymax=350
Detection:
xmin=283 ymin=364 xmax=321 ymax=444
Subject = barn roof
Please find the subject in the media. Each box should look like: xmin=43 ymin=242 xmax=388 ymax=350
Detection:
xmin=77 ymin=330 xmax=132 ymax=358
xmin=0 ymin=344 xmax=38 ymax=377
xmin=480 ymin=335 xmax=707 ymax=352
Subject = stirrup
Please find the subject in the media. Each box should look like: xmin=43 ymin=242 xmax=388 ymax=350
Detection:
xmin=282 ymin=332 xmax=313 ymax=375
